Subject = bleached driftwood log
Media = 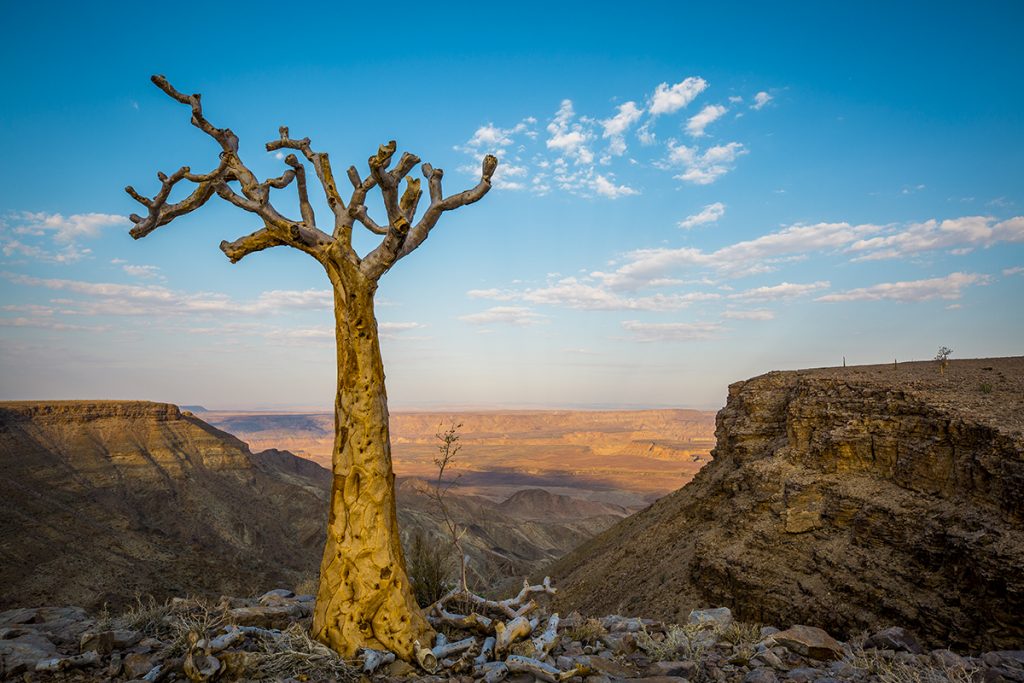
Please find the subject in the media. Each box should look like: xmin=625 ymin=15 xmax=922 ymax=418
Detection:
xmin=413 ymin=639 xmax=438 ymax=672
xmin=429 ymin=577 xmax=556 ymax=626
xmin=495 ymin=615 xmax=538 ymax=658
xmin=475 ymin=636 xmax=496 ymax=665
xmin=361 ymin=647 xmax=396 ymax=674
xmin=432 ymin=635 xmax=477 ymax=659
xmin=529 ymin=613 xmax=560 ymax=658
xmin=35 ymin=651 xmax=101 ymax=672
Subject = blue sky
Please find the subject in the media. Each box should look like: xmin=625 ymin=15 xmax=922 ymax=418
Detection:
xmin=1 ymin=2 xmax=1021 ymax=409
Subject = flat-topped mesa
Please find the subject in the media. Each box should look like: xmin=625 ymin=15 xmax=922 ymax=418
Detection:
xmin=0 ymin=400 xmax=183 ymax=422
xmin=552 ymin=356 xmax=1024 ymax=652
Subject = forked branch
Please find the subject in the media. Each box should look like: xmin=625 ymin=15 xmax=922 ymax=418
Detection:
xmin=126 ymin=75 xmax=497 ymax=280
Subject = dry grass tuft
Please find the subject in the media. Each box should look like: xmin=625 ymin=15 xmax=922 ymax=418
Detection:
xmin=845 ymin=644 xmax=977 ymax=683
xmin=244 ymin=622 xmax=358 ymax=681
xmin=565 ymin=617 xmax=607 ymax=644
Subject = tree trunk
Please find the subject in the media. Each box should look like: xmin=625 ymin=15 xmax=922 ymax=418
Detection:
xmin=311 ymin=259 xmax=433 ymax=659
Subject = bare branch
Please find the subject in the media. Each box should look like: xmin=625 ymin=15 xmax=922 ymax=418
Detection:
xmin=266 ymin=126 xmax=346 ymax=219
xmin=219 ymin=225 xmax=284 ymax=263
xmin=151 ymin=75 xmax=238 ymax=153
xmin=284 ymin=154 xmax=316 ymax=228
xmin=368 ymin=141 xmax=401 ymax=221
xmin=350 ymin=205 xmax=387 ymax=235
xmin=344 ymin=165 xmax=384 ymax=238
xmin=398 ymin=155 xmax=497 ymax=259
xmin=126 ymin=159 xmax=229 ymax=238
xmin=360 ymin=216 xmax=411 ymax=279
xmin=400 ymin=177 xmax=423 ymax=222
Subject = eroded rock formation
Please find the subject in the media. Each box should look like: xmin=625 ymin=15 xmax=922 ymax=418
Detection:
xmin=552 ymin=357 xmax=1024 ymax=651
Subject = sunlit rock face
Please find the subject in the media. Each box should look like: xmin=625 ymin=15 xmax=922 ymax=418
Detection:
xmin=552 ymin=357 xmax=1024 ymax=651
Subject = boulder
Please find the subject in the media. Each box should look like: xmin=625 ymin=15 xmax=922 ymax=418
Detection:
xmin=80 ymin=628 xmax=142 ymax=654
xmin=743 ymin=667 xmax=778 ymax=683
xmin=867 ymin=626 xmax=924 ymax=654
xmin=647 ymin=660 xmax=698 ymax=678
xmin=688 ymin=607 xmax=733 ymax=628
xmin=770 ymin=625 xmax=844 ymax=661
xmin=124 ymin=652 xmax=159 ymax=679
xmin=0 ymin=629 xmax=58 ymax=676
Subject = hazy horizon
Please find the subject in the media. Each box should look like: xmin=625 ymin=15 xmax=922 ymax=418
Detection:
xmin=1 ymin=3 xmax=1021 ymax=408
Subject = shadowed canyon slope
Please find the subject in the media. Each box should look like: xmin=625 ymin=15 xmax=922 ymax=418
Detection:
xmin=205 ymin=409 xmax=716 ymax=507
xmin=0 ymin=401 xmax=329 ymax=611
xmin=0 ymin=402 xmax=633 ymax=610
xmin=551 ymin=357 xmax=1024 ymax=652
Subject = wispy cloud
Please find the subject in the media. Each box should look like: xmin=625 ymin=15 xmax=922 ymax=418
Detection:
xmin=848 ymin=216 xmax=1024 ymax=260
xmin=458 ymin=306 xmax=546 ymax=326
xmin=721 ymin=308 xmax=775 ymax=320
xmin=686 ymin=105 xmax=728 ymax=137
xmin=816 ymin=272 xmax=990 ymax=302
xmin=751 ymin=91 xmax=773 ymax=110
xmin=728 ymin=281 xmax=830 ymax=301
xmin=621 ymin=320 xmax=722 ymax=342
xmin=679 ymin=202 xmax=725 ymax=229
xmin=469 ymin=276 xmax=718 ymax=312
xmin=3 ymin=272 xmax=333 ymax=316
xmin=1 ymin=211 xmax=127 ymax=265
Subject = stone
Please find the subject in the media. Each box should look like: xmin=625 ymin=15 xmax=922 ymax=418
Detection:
xmin=124 ymin=652 xmax=158 ymax=679
xmin=931 ymin=649 xmax=969 ymax=669
xmin=784 ymin=666 xmax=822 ymax=682
xmin=588 ymin=655 xmax=635 ymax=678
xmin=867 ymin=626 xmax=924 ymax=654
xmin=583 ymin=676 xmax=612 ymax=683
xmin=750 ymin=650 xmax=786 ymax=671
xmin=689 ymin=607 xmax=733 ymax=628
xmin=226 ymin=603 xmax=308 ymax=628
xmin=258 ymin=588 xmax=296 ymax=605
xmin=759 ymin=627 xmax=780 ymax=639
xmin=624 ymin=678 xmax=688 ymax=683
xmin=80 ymin=628 xmax=142 ymax=654
xmin=648 ymin=661 xmax=698 ymax=678
xmin=743 ymin=667 xmax=778 ymax=683
xmin=771 ymin=626 xmax=844 ymax=661
xmin=0 ymin=629 xmax=58 ymax=675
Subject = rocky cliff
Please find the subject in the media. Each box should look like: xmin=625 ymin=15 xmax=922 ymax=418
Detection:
xmin=0 ymin=401 xmax=330 ymax=611
xmin=551 ymin=357 xmax=1024 ymax=651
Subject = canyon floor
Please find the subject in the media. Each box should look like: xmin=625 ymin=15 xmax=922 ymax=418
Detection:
xmin=202 ymin=409 xmax=717 ymax=509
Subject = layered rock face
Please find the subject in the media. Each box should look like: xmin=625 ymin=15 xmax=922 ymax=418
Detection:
xmin=0 ymin=401 xmax=329 ymax=611
xmin=552 ymin=358 xmax=1024 ymax=651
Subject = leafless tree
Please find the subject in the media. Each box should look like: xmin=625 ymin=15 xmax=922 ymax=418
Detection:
xmin=125 ymin=75 xmax=497 ymax=659
xmin=935 ymin=346 xmax=953 ymax=375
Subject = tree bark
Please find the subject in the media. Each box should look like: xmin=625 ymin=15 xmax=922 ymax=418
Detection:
xmin=312 ymin=256 xmax=432 ymax=658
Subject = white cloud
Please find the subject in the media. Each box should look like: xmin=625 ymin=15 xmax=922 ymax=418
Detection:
xmin=469 ymin=277 xmax=717 ymax=312
xmin=686 ymin=105 xmax=728 ymax=138
xmin=679 ymin=202 xmax=725 ymax=229
xmin=3 ymin=272 xmax=333 ymax=316
xmin=848 ymin=216 xmax=1024 ymax=260
xmin=546 ymin=100 xmax=593 ymax=164
xmin=728 ymin=281 xmax=830 ymax=301
xmin=621 ymin=320 xmax=722 ymax=342
xmin=458 ymin=306 xmax=545 ymax=326
xmin=593 ymin=222 xmax=877 ymax=289
xmin=816 ymin=272 xmax=990 ymax=303
xmin=11 ymin=211 xmax=127 ymax=243
xmin=122 ymin=264 xmax=162 ymax=279
xmin=601 ymin=101 xmax=643 ymax=156
xmin=666 ymin=140 xmax=747 ymax=185
xmin=0 ymin=317 xmax=109 ymax=332
xmin=649 ymin=77 xmax=708 ymax=116
xmin=636 ymin=123 xmax=656 ymax=146
xmin=593 ymin=175 xmax=639 ymax=199
xmin=1003 ymin=266 xmax=1024 ymax=276
xmin=751 ymin=91 xmax=773 ymax=110
xmin=721 ymin=309 xmax=775 ymax=320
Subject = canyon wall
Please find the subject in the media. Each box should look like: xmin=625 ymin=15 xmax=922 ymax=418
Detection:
xmin=551 ymin=358 xmax=1024 ymax=651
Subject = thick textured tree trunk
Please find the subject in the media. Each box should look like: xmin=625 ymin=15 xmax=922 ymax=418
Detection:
xmin=312 ymin=259 xmax=433 ymax=659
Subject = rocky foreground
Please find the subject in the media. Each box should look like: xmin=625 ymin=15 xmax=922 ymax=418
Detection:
xmin=3 ymin=588 xmax=1023 ymax=682
xmin=552 ymin=357 xmax=1024 ymax=652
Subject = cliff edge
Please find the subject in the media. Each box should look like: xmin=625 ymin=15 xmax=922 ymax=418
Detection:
xmin=551 ymin=357 xmax=1024 ymax=651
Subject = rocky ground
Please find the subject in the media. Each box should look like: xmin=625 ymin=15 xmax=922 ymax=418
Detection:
xmin=2 ymin=586 xmax=1022 ymax=682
